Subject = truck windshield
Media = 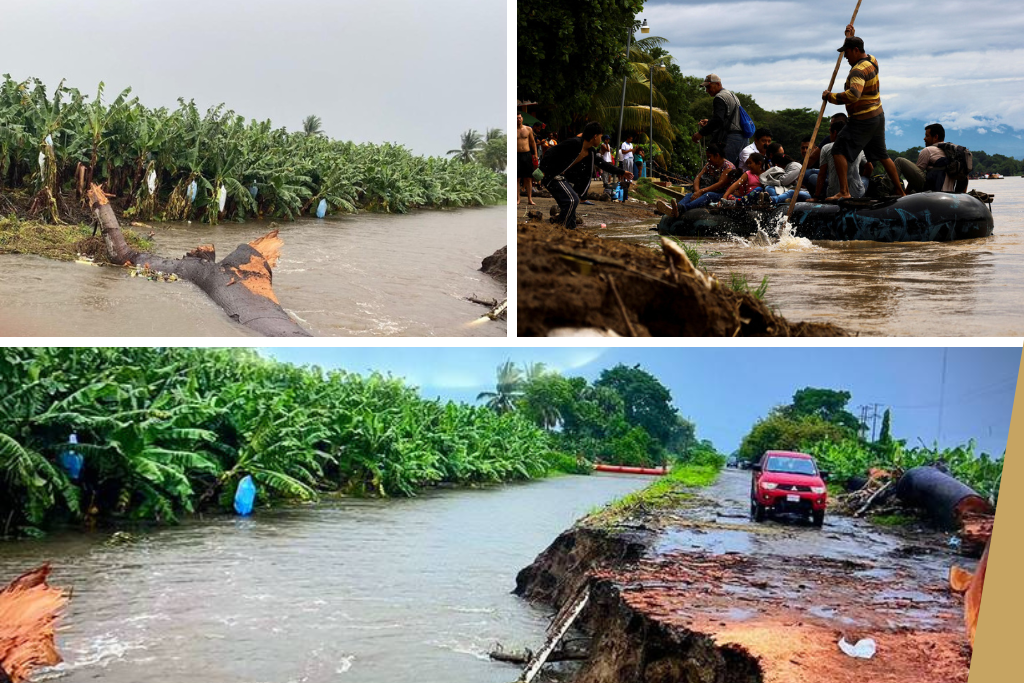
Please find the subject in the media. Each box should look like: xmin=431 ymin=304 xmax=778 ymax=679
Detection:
xmin=765 ymin=456 xmax=817 ymax=476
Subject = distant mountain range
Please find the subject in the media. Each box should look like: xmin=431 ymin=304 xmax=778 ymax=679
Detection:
xmin=886 ymin=118 xmax=1024 ymax=158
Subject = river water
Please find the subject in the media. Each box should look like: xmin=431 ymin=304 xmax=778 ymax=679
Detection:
xmin=0 ymin=206 xmax=506 ymax=337
xmin=598 ymin=178 xmax=1024 ymax=336
xmin=0 ymin=474 xmax=647 ymax=683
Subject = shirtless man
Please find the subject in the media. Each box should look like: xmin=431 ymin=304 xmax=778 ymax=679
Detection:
xmin=516 ymin=113 xmax=538 ymax=205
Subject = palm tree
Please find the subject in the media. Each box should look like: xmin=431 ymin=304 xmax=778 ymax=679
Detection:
xmin=590 ymin=36 xmax=676 ymax=166
xmin=477 ymin=360 xmax=524 ymax=414
xmin=302 ymin=115 xmax=324 ymax=136
xmin=447 ymin=129 xmax=484 ymax=164
xmin=480 ymin=129 xmax=507 ymax=173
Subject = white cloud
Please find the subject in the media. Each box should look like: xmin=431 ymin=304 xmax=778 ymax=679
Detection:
xmin=977 ymin=128 xmax=988 ymax=134
xmin=644 ymin=1 xmax=1024 ymax=135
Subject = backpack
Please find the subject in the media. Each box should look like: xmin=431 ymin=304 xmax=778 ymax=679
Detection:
xmin=725 ymin=90 xmax=757 ymax=139
xmin=935 ymin=142 xmax=973 ymax=181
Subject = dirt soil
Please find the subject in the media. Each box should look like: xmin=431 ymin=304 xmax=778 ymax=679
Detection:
xmin=517 ymin=218 xmax=849 ymax=337
xmin=515 ymin=469 xmax=974 ymax=683
xmin=517 ymin=189 xmax=661 ymax=227
xmin=480 ymin=245 xmax=507 ymax=283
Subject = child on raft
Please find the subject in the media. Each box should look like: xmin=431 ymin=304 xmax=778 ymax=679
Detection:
xmin=722 ymin=153 xmax=766 ymax=205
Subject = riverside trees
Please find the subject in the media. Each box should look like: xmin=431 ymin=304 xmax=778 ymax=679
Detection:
xmin=737 ymin=387 xmax=1003 ymax=503
xmin=481 ymin=361 xmax=715 ymax=469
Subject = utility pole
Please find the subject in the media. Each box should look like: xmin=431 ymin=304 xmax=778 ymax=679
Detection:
xmin=870 ymin=403 xmax=882 ymax=442
xmin=857 ymin=405 xmax=870 ymax=440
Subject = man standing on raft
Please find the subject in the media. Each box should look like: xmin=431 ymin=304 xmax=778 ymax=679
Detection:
xmin=822 ymin=25 xmax=905 ymax=199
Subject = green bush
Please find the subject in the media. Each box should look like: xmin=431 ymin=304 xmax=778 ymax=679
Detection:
xmin=0 ymin=348 xmax=559 ymax=536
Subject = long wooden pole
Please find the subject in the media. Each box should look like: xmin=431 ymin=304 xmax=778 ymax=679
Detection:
xmin=786 ymin=0 xmax=864 ymax=220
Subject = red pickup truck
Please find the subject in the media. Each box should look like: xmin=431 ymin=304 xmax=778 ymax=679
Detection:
xmin=750 ymin=451 xmax=828 ymax=527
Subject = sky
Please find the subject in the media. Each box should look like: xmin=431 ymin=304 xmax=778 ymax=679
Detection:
xmin=640 ymin=0 xmax=1024 ymax=157
xmin=265 ymin=347 xmax=1021 ymax=457
xmin=0 ymin=0 xmax=505 ymax=158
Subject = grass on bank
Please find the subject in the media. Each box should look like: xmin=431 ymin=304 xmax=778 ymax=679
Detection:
xmin=668 ymin=237 xmax=769 ymax=301
xmin=0 ymin=215 xmax=153 ymax=261
xmin=869 ymin=512 xmax=918 ymax=527
xmin=587 ymin=462 xmax=722 ymax=527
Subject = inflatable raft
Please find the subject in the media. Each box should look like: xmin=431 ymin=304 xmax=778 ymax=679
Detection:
xmin=658 ymin=192 xmax=994 ymax=242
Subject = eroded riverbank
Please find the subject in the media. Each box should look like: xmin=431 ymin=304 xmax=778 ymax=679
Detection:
xmin=514 ymin=469 xmax=974 ymax=683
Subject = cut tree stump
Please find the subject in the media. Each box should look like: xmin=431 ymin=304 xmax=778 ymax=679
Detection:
xmin=89 ymin=184 xmax=310 ymax=337
xmin=0 ymin=565 xmax=68 ymax=683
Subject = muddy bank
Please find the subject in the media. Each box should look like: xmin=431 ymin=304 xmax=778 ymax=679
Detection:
xmin=518 ymin=190 xmax=659 ymax=228
xmin=480 ymin=245 xmax=508 ymax=283
xmin=517 ymin=220 xmax=849 ymax=337
xmin=514 ymin=471 xmax=972 ymax=683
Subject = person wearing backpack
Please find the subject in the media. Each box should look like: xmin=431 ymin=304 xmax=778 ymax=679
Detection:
xmin=691 ymin=74 xmax=748 ymax=166
xmin=894 ymin=123 xmax=964 ymax=193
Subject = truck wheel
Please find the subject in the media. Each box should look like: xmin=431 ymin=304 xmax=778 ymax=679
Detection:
xmin=754 ymin=502 xmax=767 ymax=523
xmin=812 ymin=510 xmax=825 ymax=527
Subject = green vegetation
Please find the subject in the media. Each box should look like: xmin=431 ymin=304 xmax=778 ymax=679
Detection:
xmin=807 ymin=438 xmax=1003 ymax=505
xmin=667 ymin=236 xmax=769 ymax=300
xmin=586 ymin=461 xmax=722 ymax=527
xmin=518 ymin=0 xmax=647 ymax=124
xmin=0 ymin=215 xmax=152 ymax=260
xmin=481 ymin=361 xmax=723 ymax=470
xmin=0 ymin=75 xmax=505 ymax=225
xmin=727 ymin=272 xmax=770 ymax=301
xmin=737 ymin=386 xmax=1004 ymax=505
xmin=517 ymin=1 xmax=831 ymax=176
xmin=888 ymin=146 xmax=1023 ymax=177
xmin=0 ymin=348 xmax=562 ymax=538
xmin=869 ymin=512 xmax=918 ymax=527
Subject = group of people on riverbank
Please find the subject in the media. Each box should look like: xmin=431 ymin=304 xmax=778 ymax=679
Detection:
xmin=517 ymin=113 xmax=648 ymax=206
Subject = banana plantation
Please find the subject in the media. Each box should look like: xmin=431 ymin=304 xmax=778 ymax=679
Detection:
xmin=0 ymin=348 xmax=560 ymax=538
xmin=0 ymin=76 xmax=505 ymax=224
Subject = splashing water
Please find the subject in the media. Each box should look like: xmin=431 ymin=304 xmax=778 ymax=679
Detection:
xmin=729 ymin=212 xmax=816 ymax=252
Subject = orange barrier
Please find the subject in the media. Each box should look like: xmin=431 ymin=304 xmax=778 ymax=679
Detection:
xmin=594 ymin=464 xmax=668 ymax=476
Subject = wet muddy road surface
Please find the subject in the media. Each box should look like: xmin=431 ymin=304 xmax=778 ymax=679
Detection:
xmin=0 ymin=206 xmax=506 ymax=337
xmin=0 ymin=475 xmax=648 ymax=683
xmin=603 ymin=469 xmax=973 ymax=682
xmin=523 ymin=178 xmax=1024 ymax=336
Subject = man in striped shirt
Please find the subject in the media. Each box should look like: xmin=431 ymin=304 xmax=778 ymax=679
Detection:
xmin=822 ymin=26 xmax=906 ymax=199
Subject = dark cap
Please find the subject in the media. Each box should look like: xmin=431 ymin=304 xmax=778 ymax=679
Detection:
xmin=838 ymin=36 xmax=865 ymax=52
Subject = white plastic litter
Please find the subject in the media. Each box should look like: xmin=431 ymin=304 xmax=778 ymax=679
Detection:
xmin=147 ymin=169 xmax=157 ymax=195
xmin=838 ymin=636 xmax=876 ymax=659
xmin=38 ymin=151 xmax=45 ymax=174
xmin=218 ymin=185 xmax=227 ymax=212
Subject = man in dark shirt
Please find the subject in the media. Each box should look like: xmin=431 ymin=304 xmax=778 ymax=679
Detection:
xmin=539 ymin=121 xmax=633 ymax=230
xmin=691 ymin=74 xmax=746 ymax=166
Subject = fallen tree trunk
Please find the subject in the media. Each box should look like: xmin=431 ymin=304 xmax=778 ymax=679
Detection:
xmin=89 ymin=184 xmax=310 ymax=337
xmin=894 ymin=466 xmax=993 ymax=530
xmin=0 ymin=565 xmax=68 ymax=683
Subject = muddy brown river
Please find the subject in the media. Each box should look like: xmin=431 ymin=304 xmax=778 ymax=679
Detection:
xmin=0 ymin=474 xmax=647 ymax=683
xmin=594 ymin=178 xmax=1024 ymax=336
xmin=0 ymin=206 xmax=506 ymax=337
